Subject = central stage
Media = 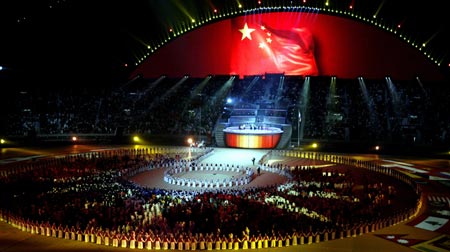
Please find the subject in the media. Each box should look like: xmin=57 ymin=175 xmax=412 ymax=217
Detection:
xmin=130 ymin=148 xmax=288 ymax=191
xmin=223 ymin=126 xmax=283 ymax=148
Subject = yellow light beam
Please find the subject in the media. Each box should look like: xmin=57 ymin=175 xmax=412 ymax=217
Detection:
xmin=423 ymin=27 xmax=442 ymax=47
xmin=173 ymin=0 xmax=194 ymax=22
xmin=373 ymin=0 xmax=387 ymax=18
xmin=236 ymin=0 xmax=242 ymax=9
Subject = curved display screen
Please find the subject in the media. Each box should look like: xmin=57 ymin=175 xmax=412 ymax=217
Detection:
xmin=133 ymin=12 xmax=443 ymax=81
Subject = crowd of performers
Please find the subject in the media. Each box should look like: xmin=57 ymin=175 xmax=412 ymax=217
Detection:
xmin=0 ymin=147 xmax=420 ymax=250
xmin=238 ymin=124 xmax=265 ymax=130
xmin=164 ymin=163 xmax=254 ymax=188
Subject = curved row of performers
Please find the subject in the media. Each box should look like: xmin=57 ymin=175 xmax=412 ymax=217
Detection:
xmin=5 ymin=215 xmax=390 ymax=250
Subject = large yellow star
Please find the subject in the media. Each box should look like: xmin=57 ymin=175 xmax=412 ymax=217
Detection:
xmin=239 ymin=23 xmax=255 ymax=41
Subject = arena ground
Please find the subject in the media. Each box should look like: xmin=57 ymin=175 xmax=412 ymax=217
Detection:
xmin=0 ymin=144 xmax=449 ymax=252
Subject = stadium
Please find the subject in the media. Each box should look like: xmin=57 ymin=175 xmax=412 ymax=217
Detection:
xmin=0 ymin=1 xmax=449 ymax=252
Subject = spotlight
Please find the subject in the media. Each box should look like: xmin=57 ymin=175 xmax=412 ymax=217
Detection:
xmin=71 ymin=136 xmax=77 ymax=142
xmin=133 ymin=136 xmax=140 ymax=142
xmin=0 ymin=138 xmax=5 ymax=144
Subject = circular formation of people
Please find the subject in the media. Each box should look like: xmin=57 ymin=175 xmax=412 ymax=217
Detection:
xmin=0 ymin=146 xmax=420 ymax=250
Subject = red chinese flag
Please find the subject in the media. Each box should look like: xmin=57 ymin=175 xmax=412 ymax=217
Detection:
xmin=230 ymin=14 xmax=319 ymax=77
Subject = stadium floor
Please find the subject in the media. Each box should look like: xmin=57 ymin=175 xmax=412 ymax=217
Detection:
xmin=0 ymin=144 xmax=449 ymax=252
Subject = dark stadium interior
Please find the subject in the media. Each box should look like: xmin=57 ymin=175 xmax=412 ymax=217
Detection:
xmin=0 ymin=1 xmax=450 ymax=252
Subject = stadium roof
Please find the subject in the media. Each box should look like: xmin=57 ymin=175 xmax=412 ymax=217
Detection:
xmin=1 ymin=0 xmax=449 ymax=87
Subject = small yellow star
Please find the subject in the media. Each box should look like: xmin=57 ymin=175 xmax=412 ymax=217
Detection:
xmin=239 ymin=23 xmax=256 ymax=40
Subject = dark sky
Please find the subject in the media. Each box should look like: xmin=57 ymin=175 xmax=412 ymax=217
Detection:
xmin=0 ymin=1 xmax=134 ymax=88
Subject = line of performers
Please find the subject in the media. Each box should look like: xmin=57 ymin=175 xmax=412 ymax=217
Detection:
xmin=22 ymin=223 xmax=314 ymax=250
xmin=238 ymin=124 xmax=265 ymax=130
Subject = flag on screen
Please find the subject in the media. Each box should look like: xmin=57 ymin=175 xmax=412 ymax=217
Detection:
xmin=230 ymin=17 xmax=319 ymax=77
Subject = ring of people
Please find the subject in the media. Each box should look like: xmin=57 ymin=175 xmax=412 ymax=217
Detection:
xmin=164 ymin=164 xmax=254 ymax=188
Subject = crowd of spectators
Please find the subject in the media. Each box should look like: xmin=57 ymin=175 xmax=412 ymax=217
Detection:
xmin=1 ymin=75 xmax=449 ymax=146
xmin=0 ymin=147 xmax=420 ymax=249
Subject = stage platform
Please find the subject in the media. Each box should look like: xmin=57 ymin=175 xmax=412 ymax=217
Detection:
xmin=223 ymin=126 xmax=283 ymax=148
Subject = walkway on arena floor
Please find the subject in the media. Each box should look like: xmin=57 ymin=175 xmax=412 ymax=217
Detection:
xmin=0 ymin=145 xmax=449 ymax=252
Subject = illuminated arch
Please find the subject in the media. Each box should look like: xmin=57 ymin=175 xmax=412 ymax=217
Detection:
xmin=129 ymin=2 xmax=445 ymax=79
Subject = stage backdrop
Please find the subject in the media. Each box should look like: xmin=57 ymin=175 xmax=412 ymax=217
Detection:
xmin=131 ymin=12 xmax=444 ymax=81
